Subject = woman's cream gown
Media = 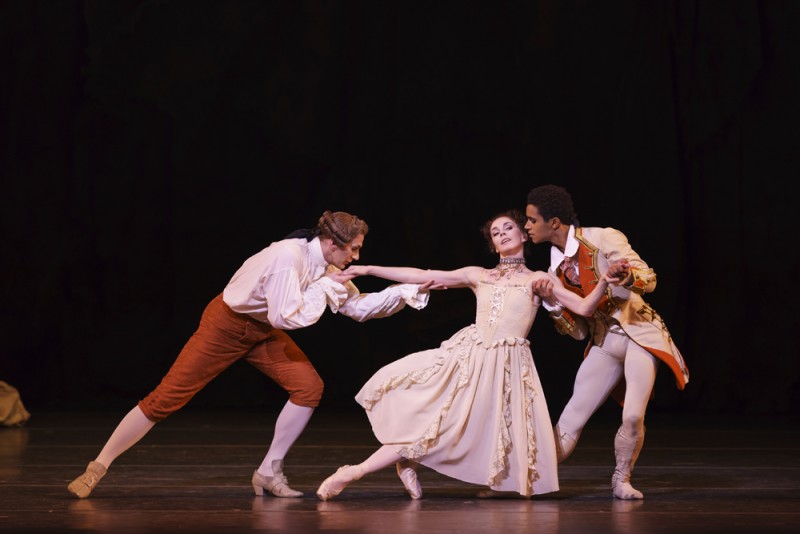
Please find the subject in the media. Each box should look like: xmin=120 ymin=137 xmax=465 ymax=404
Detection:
xmin=355 ymin=273 xmax=558 ymax=496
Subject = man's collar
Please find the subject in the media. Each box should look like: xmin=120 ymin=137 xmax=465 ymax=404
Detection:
xmin=564 ymin=225 xmax=579 ymax=257
xmin=308 ymin=237 xmax=328 ymax=268
xmin=550 ymin=225 xmax=579 ymax=268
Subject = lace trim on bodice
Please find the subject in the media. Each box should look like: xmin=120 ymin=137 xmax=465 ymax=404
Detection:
xmin=482 ymin=279 xmax=531 ymax=326
xmin=488 ymin=285 xmax=504 ymax=326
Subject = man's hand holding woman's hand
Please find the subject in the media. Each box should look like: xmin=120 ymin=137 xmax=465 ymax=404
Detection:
xmin=340 ymin=265 xmax=446 ymax=291
xmin=602 ymin=261 xmax=630 ymax=286
xmin=342 ymin=265 xmax=369 ymax=277
xmin=419 ymin=280 xmax=447 ymax=291
xmin=606 ymin=260 xmax=631 ymax=284
xmin=327 ymin=270 xmax=357 ymax=285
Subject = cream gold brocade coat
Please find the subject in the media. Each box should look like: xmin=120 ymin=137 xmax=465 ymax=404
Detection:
xmin=550 ymin=227 xmax=689 ymax=402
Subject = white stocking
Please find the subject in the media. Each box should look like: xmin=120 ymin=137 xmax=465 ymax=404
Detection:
xmin=96 ymin=406 xmax=156 ymax=468
xmin=258 ymin=400 xmax=314 ymax=475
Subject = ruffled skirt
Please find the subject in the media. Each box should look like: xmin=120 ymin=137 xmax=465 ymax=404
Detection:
xmin=355 ymin=324 xmax=558 ymax=496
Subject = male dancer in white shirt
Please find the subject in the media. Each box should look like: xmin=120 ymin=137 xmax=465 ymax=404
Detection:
xmin=68 ymin=210 xmax=434 ymax=499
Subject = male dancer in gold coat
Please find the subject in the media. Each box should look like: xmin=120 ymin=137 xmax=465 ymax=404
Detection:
xmin=525 ymin=184 xmax=689 ymax=500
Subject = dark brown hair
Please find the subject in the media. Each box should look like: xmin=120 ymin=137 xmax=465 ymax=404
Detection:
xmin=526 ymin=184 xmax=578 ymax=226
xmin=317 ymin=211 xmax=369 ymax=248
xmin=480 ymin=209 xmax=527 ymax=253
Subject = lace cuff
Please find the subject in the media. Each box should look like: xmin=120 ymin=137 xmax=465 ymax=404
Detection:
xmin=395 ymin=283 xmax=430 ymax=310
xmin=311 ymin=277 xmax=350 ymax=313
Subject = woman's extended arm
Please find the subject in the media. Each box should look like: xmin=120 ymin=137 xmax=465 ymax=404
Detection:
xmin=344 ymin=265 xmax=480 ymax=289
xmin=543 ymin=271 xmax=620 ymax=317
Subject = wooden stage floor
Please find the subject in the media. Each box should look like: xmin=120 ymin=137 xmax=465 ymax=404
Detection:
xmin=1 ymin=408 xmax=798 ymax=533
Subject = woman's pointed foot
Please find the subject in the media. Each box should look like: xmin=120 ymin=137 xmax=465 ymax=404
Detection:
xmin=396 ymin=460 xmax=422 ymax=499
xmin=316 ymin=465 xmax=365 ymax=501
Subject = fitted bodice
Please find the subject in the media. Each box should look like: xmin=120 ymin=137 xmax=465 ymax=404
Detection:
xmin=474 ymin=276 xmax=538 ymax=344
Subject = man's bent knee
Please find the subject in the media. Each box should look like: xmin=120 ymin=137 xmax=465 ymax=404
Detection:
xmin=288 ymin=376 xmax=324 ymax=407
xmin=138 ymin=391 xmax=192 ymax=422
xmin=137 ymin=399 xmax=172 ymax=423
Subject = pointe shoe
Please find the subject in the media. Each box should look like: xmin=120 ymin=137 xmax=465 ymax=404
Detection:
xmin=316 ymin=464 xmax=365 ymax=501
xmin=252 ymin=460 xmax=303 ymax=498
xmin=67 ymin=461 xmax=107 ymax=499
xmin=396 ymin=460 xmax=422 ymax=500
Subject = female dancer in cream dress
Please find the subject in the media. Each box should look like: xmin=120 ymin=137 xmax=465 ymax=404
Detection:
xmin=316 ymin=209 xmax=621 ymax=500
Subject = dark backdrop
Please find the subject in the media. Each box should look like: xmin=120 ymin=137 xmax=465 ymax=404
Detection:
xmin=2 ymin=1 xmax=799 ymax=417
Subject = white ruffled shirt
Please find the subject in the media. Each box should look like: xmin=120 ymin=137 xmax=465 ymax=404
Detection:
xmin=222 ymin=237 xmax=428 ymax=329
xmin=548 ymin=224 xmax=579 ymax=275
xmin=541 ymin=225 xmax=580 ymax=313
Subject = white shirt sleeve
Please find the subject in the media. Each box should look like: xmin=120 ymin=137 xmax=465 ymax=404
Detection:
xmin=260 ymin=268 xmax=325 ymax=329
xmin=334 ymin=282 xmax=430 ymax=322
xmin=223 ymin=238 xmax=428 ymax=329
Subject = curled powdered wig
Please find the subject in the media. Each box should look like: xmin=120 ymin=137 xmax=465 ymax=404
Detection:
xmin=316 ymin=211 xmax=369 ymax=248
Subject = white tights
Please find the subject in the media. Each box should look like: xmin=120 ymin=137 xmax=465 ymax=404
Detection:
xmin=258 ymin=400 xmax=314 ymax=475
xmin=556 ymin=330 xmax=658 ymax=446
xmin=93 ymin=400 xmax=315 ymax=477
xmin=95 ymin=406 xmax=156 ymax=468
